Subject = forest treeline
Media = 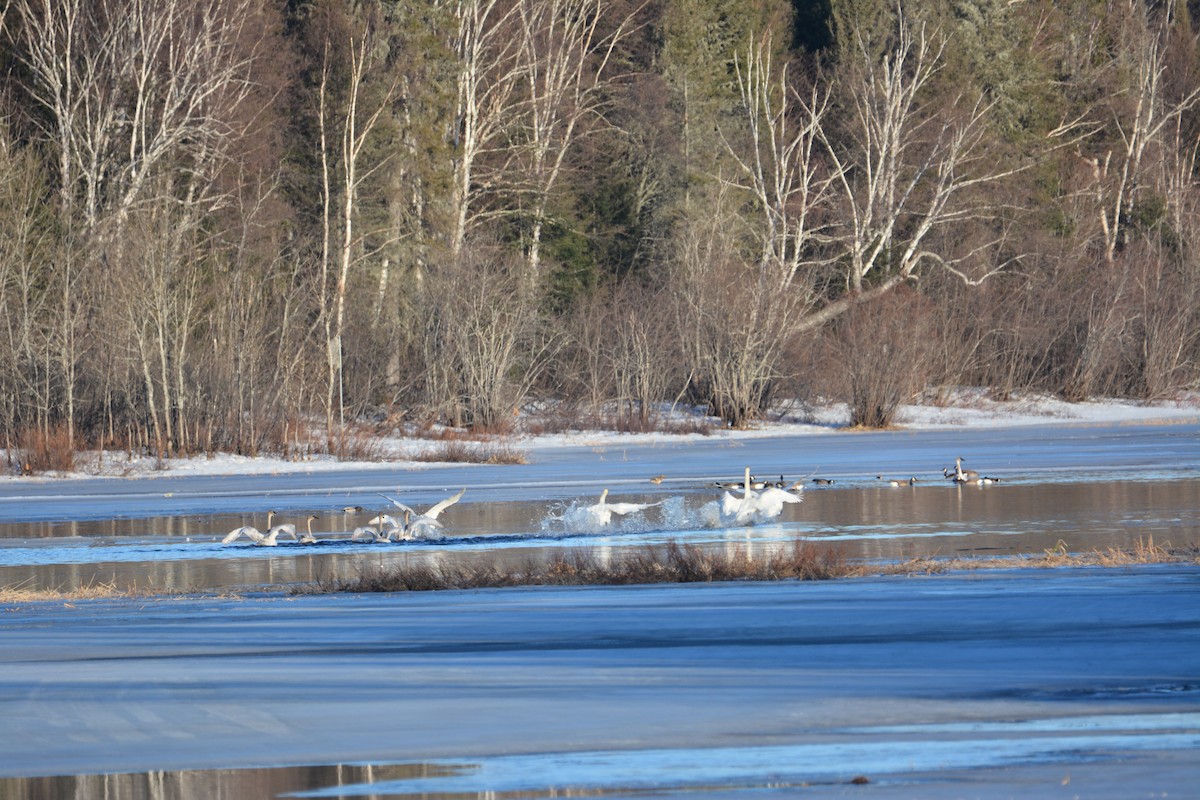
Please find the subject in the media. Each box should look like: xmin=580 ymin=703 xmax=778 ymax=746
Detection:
xmin=2 ymin=0 xmax=1199 ymax=464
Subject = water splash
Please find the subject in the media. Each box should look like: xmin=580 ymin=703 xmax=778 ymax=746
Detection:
xmin=538 ymin=493 xmax=799 ymax=536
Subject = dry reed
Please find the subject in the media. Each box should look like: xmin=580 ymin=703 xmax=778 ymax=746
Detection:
xmin=5 ymin=538 xmax=1195 ymax=604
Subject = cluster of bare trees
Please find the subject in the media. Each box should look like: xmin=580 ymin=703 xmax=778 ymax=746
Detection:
xmin=3 ymin=0 xmax=1200 ymax=465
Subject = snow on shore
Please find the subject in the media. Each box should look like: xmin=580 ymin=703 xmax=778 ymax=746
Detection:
xmin=5 ymin=391 xmax=1198 ymax=482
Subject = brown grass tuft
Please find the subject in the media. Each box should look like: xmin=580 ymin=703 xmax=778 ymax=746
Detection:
xmin=877 ymin=537 xmax=1197 ymax=574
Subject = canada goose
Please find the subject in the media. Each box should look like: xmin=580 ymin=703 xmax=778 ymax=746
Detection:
xmin=342 ymin=505 xmax=364 ymax=513
xmin=878 ymin=476 xmax=918 ymax=487
xmin=714 ymin=475 xmax=769 ymax=491
xmin=580 ymin=489 xmax=660 ymax=527
xmin=811 ymin=478 xmax=834 ymax=485
xmin=377 ymin=487 xmax=467 ymax=538
xmin=714 ymin=476 xmax=754 ymax=490
xmin=963 ymin=476 xmax=1002 ymax=486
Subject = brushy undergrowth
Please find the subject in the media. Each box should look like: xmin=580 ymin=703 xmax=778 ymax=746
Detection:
xmin=293 ymin=537 xmax=1200 ymax=595
xmin=7 ymin=538 xmax=1196 ymax=604
xmin=303 ymin=540 xmax=851 ymax=595
xmin=412 ymin=439 xmax=528 ymax=464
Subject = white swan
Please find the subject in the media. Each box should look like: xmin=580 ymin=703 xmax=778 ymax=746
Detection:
xmin=222 ymin=511 xmax=297 ymax=546
xmin=264 ymin=510 xmax=302 ymax=542
xmin=580 ymin=489 xmax=660 ymax=527
xmin=350 ymin=525 xmax=390 ymax=543
xmin=720 ymin=467 xmax=802 ymax=525
xmin=297 ymin=514 xmax=320 ymax=544
xmin=377 ymin=487 xmax=467 ymax=538
xmin=954 ymin=457 xmax=979 ymax=480
xmin=367 ymin=513 xmax=402 ymax=530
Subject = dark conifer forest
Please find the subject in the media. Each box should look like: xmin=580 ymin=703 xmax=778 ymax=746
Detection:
xmin=2 ymin=0 xmax=1199 ymax=460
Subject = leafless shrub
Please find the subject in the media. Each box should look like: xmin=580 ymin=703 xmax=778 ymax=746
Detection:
xmin=520 ymin=403 xmax=715 ymax=436
xmin=668 ymin=203 xmax=799 ymax=429
xmin=329 ymin=424 xmax=387 ymax=462
xmin=419 ymin=243 xmax=561 ymax=429
xmin=412 ymin=440 xmax=528 ymax=465
xmin=16 ymin=425 xmax=75 ymax=474
xmin=299 ymin=540 xmax=851 ymax=594
xmin=828 ymin=289 xmax=936 ymax=428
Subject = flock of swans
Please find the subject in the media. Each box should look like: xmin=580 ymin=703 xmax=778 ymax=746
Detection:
xmin=223 ymin=489 xmax=467 ymax=547
xmin=220 ymin=457 xmax=998 ymax=546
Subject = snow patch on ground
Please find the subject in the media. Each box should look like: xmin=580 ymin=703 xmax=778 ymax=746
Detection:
xmin=4 ymin=391 xmax=1197 ymax=481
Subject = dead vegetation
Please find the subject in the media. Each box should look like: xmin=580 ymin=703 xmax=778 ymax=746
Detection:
xmin=411 ymin=439 xmax=528 ymax=465
xmin=297 ymin=537 xmax=1198 ymax=596
xmin=883 ymin=536 xmax=1196 ymax=574
xmin=301 ymin=540 xmax=852 ymax=595
xmin=5 ymin=538 xmax=1195 ymax=604
xmin=0 ymin=578 xmax=193 ymax=604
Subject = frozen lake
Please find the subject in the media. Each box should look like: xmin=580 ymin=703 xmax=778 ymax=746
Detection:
xmin=1 ymin=569 xmax=1197 ymax=798
xmin=0 ymin=418 xmax=1198 ymax=797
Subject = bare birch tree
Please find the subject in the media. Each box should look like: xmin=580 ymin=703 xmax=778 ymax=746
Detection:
xmin=724 ymin=33 xmax=837 ymax=291
xmin=513 ymin=0 xmax=644 ymax=282
xmin=9 ymin=0 xmax=266 ymax=448
xmin=317 ymin=33 xmax=397 ymax=443
xmin=809 ymin=12 xmax=1019 ymax=332
xmin=449 ymin=0 xmax=523 ymax=257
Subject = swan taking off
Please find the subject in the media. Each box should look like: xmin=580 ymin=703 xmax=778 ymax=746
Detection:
xmin=222 ymin=511 xmax=298 ymax=546
xmin=377 ymin=487 xmax=467 ymax=539
xmin=718 ymin=467 xmax=802 ymax=526
xmin=581 ymin=489 xmax=660 ymax=527
xmin=350 ymin=525 xmax=390 ymax=543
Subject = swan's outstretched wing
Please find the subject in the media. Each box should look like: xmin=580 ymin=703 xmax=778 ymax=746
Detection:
xmin=222 ymin=526 xmax=263 ymax=544
xmin=377 ymin=493 xmax=417 ymax=515
xmin=424 ymin=487 xmax=466 ymax=519
xmin=351 ymin=526 xmax=386 ymax=542
xmin=751 ymin=487 xmax=803 ymax=517
xmin=268 ymin=524 xmax=298 ymax=542
xmin=719 ymin=491 xmax=743 ymax=518
xmin=406 ymin=516 xmax=445 ymax=536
